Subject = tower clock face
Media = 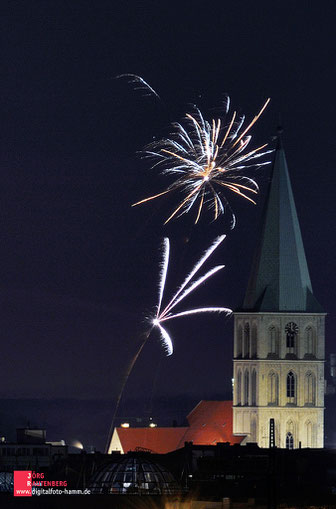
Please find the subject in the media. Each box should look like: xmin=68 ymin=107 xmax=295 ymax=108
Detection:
xmin=285 ymin=322 xmax=298 ymax=348
xmin=285 ymin=322 xmax=298 ymax=335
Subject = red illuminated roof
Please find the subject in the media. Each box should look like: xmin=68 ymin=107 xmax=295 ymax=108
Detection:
xmin=115 ymin=401 xmax=244 ymax=454
xmin=116 ymin=427 xmax=188 ymax=454
xmin=184 ymin=400 xmax=243 ymax=445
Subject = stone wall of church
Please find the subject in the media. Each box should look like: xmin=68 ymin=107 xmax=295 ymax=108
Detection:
xmin=233 ymin=407 xmax=324 ymax=448
xmin=233 ymin=360 xmax=324 ymax=408
xmin=234 ymin=313 xmax=325 ymax=361
xmin=257 ymin=408 xmax=324 ymax=448
xmin=233 ymin=312 xmax=325 ymax=449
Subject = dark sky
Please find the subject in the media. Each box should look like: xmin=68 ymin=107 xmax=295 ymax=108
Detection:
xmin=1 ymin=1 xmax=335 ymax=445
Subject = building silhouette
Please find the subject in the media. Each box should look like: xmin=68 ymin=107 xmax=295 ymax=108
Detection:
xmin=233 ymin=136 xmax=325 ymax=448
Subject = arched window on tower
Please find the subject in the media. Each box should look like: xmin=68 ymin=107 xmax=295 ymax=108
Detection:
xmin=285 ymin=322 xmax=298 ymax=356
xmin=251 ymin=324 xmax=257 ymax=358
xmin=251 ymin=370 xmax=257 ymax=406
xmin=286 ymin=432 xmax=294 ymax=449
xmin=305 ymin=326 xmax=316 ymax=358
xmin=243 ymin=324 xmax=250 ymax=358
xmin=236 ymin=325 xmax=243 ymax=358
xmin=286 ymin=371 xmax=296 ymax=404
xmin=304 ymin=372 xmax=316 ymax=406
xmin=286 ymin=419 xmax=295 ymax=449
xmin=306 ymin=421 xmax=313 ymax=448
xmin=267 ymin=372 xmax=278 ymax=406
xmin=236 ymin=370 xmax=242 ymax=405
xmin=244 ymin=370 xmax=249 ymax=406
xmin=268 ymin=326 xmax=279 ymax=358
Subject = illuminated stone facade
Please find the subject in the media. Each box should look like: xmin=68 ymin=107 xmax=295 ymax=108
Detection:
xmin=233 ymin=139 xmax=325 ymax=449
xmin=233 ymin=312 xmax=325 ymax=448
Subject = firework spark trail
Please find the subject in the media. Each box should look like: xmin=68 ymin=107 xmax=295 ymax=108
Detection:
xmin=133 ymin=97 xmax=272 ymax=225
xmin=116 ymin=73 xmax=160 ymax=100
xmin=105 ymin=235 xmax=231 ymax=452
xmin=152 ymin=235 xmax=232 ymax=356
xmin=160 ymin=235 xmax=226 ymax=317
xmin=105 ymin=327 xmax=152 ymax=454
xmin=157 ymin=237 xmax=170 ymax=315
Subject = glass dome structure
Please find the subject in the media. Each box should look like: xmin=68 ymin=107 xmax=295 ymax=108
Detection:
xmin=89 ymin=455 xmax=180 ymax=495
xmin=0 ymin=472 xmax=13 ymax=493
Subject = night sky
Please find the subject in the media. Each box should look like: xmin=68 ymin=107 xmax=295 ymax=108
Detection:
xmin=1 ymin=1 xmax=335 ymax=449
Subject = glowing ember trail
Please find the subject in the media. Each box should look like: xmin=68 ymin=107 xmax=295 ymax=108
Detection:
xmin=133 ymin=95 xmax=272 ymax=226
xmin=151 ymin=235 xmax=232 ymax=355
xmin=116 ymin=73 xmax=161 ymax=100
xmin=105 ymin=235 xmax=231 ymax=452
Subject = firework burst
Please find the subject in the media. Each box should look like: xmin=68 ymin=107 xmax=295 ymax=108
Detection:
xmin=133 ymin=96 xmax=272 ymax=226
xmin=104 ymin=235 xmax=230 ymax=453
xmin=151 ymin=235 xmax=231 ymax=355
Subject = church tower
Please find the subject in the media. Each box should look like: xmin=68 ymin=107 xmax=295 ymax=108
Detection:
xmin=233 ymin=136 xmax=325 ymax=448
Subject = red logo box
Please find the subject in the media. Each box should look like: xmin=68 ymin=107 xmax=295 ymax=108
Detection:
xmin=14 ymin=471 xmax=32 ymax=497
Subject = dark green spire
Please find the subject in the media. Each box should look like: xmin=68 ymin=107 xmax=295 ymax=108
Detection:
xmin=242 ymin=136 xmax=323 ymax=313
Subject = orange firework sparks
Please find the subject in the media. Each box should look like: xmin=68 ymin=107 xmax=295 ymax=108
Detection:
xmin=133 ymin=96 xmax=271 ymax=226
